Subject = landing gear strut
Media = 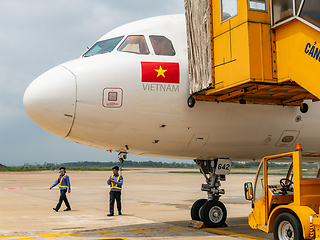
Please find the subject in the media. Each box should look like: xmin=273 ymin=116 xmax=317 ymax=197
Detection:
xmin=191 ymin=159 xmax=231 ymax=227
xmin=118 ymin=152 xmax=127 ymax=175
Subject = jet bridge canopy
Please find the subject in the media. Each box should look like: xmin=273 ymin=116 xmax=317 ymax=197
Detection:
xmin=185 ymin=0 xmax=320 ymax=106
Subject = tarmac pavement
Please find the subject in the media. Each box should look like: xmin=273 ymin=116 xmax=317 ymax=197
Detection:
xmin=0 ymin=168 xmax=272 ymax=239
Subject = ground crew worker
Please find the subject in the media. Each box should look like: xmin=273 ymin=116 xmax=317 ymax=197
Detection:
xmin=107 ymin=166 xmax=123 ymax=216
xmin=49 ymin=167 xmax=71 ymax=212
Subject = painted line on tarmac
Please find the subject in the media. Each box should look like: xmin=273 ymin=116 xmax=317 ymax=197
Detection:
xmin=0 ymin=227 xmax=187 ymax=239
xmin=0 ymin=226 xmax=268 ymax=240
xmin=228 ymin=224 xmax=248 ymax=227
xmin=205 ymin=228 xmax=269 ymax=240
xmin=89 ymin=238 xmax=129 ymax=240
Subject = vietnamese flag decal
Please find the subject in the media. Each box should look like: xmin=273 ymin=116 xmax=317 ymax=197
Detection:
xmin=141 ymin=62 xmax=180 ymax=84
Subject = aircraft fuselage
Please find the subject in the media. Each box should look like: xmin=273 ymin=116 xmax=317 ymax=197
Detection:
xmin=23 ymin=15 xmax=320 ymax=161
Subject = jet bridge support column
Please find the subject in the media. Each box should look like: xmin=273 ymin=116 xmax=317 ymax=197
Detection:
xmin=191 ymin=159 xmax=231 ymax=228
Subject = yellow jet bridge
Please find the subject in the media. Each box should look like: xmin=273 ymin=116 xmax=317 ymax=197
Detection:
xmin=185 ymin=0 xmax=320 ymax=107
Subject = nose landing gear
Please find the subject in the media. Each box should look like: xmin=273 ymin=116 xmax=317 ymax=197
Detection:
xmin=190 ymin=198 xmax=207 ymax=221
xmin=191 ymin=159 xmax=231 ymax=228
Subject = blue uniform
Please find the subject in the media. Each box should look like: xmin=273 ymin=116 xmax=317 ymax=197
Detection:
xmin=51 ymin=174 xmax=71 ymax=211
xmin=107 ymin=174 xmax=123 ymax=215
xmin=107 ymin=174 xmax=123 ymax=192
xmin=51 ymin=174 xmax=71 ymax=191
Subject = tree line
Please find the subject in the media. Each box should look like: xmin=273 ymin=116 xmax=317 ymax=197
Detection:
xmin=0 ymin=160 xmax=290 ymax=172
xmin=0 ymin=160 xmax=197 ymax=171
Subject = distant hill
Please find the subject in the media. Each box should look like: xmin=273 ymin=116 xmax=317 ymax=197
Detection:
xmin=0 ymin=163 xmax=6 ymax=168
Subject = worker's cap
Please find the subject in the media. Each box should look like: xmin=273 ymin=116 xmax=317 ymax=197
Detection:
xmin=112 ymin=166 xmax=119 ymax=170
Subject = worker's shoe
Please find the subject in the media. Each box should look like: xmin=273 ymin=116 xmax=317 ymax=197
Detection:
xmin=53 ymin=208 xmax=58 ymax=212
xmin=64 ymin=208 xmax=71 ymax=211
xmin=118 ymin=212 xmax=122 ymax=215
xmin=107 ymin=213 xmax=114 ymax=217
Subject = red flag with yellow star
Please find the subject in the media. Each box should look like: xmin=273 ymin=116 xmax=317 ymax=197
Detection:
xmin=141 ymin=62 xmax=180 ymax=84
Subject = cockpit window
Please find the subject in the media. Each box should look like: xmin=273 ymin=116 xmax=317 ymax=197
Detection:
xmin=117 ymin=35 xmax=149 ymax=54
xmin=221 ymin=0 xmax=238 ymax=22
xmin=83 ymin=36 xmax=124 ymax=57
xmin=149 ymin=36 xmax=176 ymax=56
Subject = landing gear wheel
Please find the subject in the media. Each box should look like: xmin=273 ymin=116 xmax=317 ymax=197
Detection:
xmin=200 ymin=200 xmax=227 ymax=228
xmin=273 ymin=212 xmax=303 ymax=240
xmin=191 ymin=199 xmax=207 ymax=221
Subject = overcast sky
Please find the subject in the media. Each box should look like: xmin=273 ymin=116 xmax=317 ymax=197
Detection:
xmin=0 ymin=0 xmax=186 ymax=166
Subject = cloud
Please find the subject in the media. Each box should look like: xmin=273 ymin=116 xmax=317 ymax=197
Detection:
xmin=0 ymin=0 xmax=186 ymax=166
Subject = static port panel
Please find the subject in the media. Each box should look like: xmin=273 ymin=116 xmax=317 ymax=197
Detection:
xmin=102 ymin=88 xmax=123 ymax=108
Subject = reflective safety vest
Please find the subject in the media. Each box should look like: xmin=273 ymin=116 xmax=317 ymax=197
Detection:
xmin=110 ymin=174 xmax=122 ymax=190
xmin=58 ymin=174 xmax=68 ymax=188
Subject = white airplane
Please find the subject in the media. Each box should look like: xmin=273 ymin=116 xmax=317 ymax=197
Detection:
xmin=23 ymin=14 xmax=320 ymax=228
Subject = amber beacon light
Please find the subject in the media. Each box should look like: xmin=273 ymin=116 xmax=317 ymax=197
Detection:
xmin=295 ymin=143 xmax=303 ymax=151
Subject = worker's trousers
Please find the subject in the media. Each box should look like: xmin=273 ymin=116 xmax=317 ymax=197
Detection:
xmin=56 ymin=189 xmax=71 ymax=210
xmin=109 ymin=191 xmax=121 ymax=214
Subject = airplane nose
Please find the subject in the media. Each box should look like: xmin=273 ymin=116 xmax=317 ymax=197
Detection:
xmin=23 ymin=66 xmax=76 ymax=138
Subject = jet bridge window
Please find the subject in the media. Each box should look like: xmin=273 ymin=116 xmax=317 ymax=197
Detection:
xmin=118 ymin=35 xmax=149 ymax=55
xmin=83 ymin=36 xmax=124 ymax=57
xmin=272 ymin=0 xmax=294 ymax=24
xmin=295 ymin=0 xmax=302 ymax=14
xmin=249 ymin=0 xmax=267 ymax=11
xmin=300 ymin=0 xmax=320 ymax=29
xmin=149 ymin=35 xmax=176 ymax=56
xmin=272 ymin=0 xmax=320 ymax=29
xmin=221 ymin=0 xmax=238 ymax=22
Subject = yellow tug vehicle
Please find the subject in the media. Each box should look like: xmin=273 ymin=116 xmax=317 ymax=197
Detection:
xmin=245 ymin=144 xmax=320 ymax=240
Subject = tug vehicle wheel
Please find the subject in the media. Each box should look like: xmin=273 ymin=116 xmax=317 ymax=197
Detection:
xmin=273 ymin=212 xmax=303 ymax=240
